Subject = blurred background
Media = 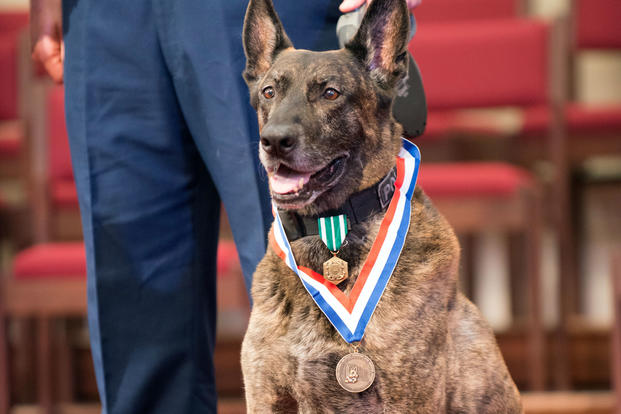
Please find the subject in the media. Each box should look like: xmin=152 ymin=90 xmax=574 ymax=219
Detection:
xmin=0 ymin=0 xmax=620 ymax=413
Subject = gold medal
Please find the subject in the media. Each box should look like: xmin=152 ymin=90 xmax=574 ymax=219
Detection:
xmin=335 ymin=352 xmax=375 ymax=393
xmin=323 ymin=254 xmax=348 ymax=284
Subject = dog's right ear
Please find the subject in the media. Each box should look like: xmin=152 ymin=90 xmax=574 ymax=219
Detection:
xmin=243 ymin=0 xmax=292 ymax=90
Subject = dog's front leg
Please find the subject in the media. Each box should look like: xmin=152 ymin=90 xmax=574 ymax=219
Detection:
xmin=242 ymin=337 xmax=299 ymax=413
xmin=243 ymin=376 xmax=298 ymax=414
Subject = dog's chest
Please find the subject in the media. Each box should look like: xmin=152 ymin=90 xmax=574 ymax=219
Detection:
xmin=245 ymin=219 xmax=460 ymax=410
xmin=252 ymin=306 xmax=448 ymax=413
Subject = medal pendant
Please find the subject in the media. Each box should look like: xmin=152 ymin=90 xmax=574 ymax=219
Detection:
xmin=323 ymin=255 xmax=348 ymax=285
xmin=335 ymin=352 xmax=375 ymax=393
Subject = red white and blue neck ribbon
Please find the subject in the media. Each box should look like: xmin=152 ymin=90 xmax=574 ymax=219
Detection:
xmin=270 ymin=138 xmax=421 ymax=343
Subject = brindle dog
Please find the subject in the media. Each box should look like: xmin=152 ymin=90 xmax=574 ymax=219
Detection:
xmin=240 ymin=0 xmax=522 ymax=412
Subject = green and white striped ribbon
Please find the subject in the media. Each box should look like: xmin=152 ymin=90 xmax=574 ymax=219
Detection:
xmin=317 ymin=214 xmax=348 ymax=252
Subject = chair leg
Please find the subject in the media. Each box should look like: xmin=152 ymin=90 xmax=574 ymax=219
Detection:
xmin=36 ymin=317 xmax=53 ymax=414
xmin=12 ymin=318 xmax=35 ymax=402
xmin=509 ymin=232 xmax=527 ymax=319
xmin=526 ymin=189 xmax=545 ymax=391
xmin=460 ymin=233 xmax=476 ymax=301
xmin=554 ymin=219 xmax=574 ymax=389
xmin=612 ymin=250 xmax=621 ymax=414
xmin=56 ymin=319 xmax=74 ymax=402
xmin=0 ymin=306 xmax=9 ymax=414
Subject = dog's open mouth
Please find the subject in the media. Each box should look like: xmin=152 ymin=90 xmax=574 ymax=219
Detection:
xmin=268 ymin=154 xmax=349 ymax=208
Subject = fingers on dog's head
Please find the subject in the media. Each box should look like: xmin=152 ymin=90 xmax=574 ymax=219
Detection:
xmin=346 ymin=0 xmax=410 ymax=91
xmin=243 ymin=0 xmax=293 ymax=90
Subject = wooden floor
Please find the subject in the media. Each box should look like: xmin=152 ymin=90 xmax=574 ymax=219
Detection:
xmin=10 ymin=401 xmax=247 ymax=414
xmin=9 ymin=392 xmax=617 ymax=414
xmin=522 ymin=392 xmax=616 ymax=414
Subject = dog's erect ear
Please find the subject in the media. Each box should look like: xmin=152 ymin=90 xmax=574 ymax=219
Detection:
xmin=243 ymin=0 xmax=292 ymax=87
xmin=345 ymin=0 xmax=410 ymax=90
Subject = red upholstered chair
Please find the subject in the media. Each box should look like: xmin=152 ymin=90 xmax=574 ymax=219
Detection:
xmin=0 ymin=83 xmax=85 ymax=413
xmin=44 ymin=86 xmax=82 ymax=241
xmin=410 ymin=18 xmax=555 ymax=390
xmin=0 ymin=12 xmax=29 ymax=180
xmin=520 ymin=0 xmax=621 ymax=388
xmin=1 ymin=82 xmax=248 ymax=410
xmin=0 ymin=240 xmax=245 ymax=412
xmin=0 ymin=243 xmax=87 ymax=414
xmin=568 ymin=0 xmax=621 ymax=299
xmin=0 ymin=13 xmax=29 ymax=246
xmin=413 ymin=19 xmax=552 ymax=144
xmin=0 ymin=239 xmax=246 ymax=412
xmin=0 ymin=34 xmax=22 ymax=175
xmin=24 ymin=85 xmax=82 ymax=243
xmin=521 ymin=0 xmax=621 ymax=162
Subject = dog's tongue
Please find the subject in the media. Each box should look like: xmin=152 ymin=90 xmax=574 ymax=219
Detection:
xmin=270 ymin=166 xmax=312 ymax=194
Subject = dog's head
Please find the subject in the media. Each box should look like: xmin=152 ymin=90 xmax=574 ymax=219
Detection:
xmin=243 ymin=0 xmax=410 ymax=215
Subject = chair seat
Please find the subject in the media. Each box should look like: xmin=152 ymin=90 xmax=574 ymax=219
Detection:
xmin=423 ymin=108 xmax=526 ymax=140
xmin=419 ymin=162 xmax=533 ymax=198
xmin=12 ymin=241 xmax=241 ymax=280
xmin=523 ymin=103 xmax=621 ymax=135
xmin=51 ymin=179 xmax=79 ymax=208
xmin=421 ymin=111 xmax=458 ymax=139
xmin=425 ymin=103 xmax=621 ymax=139
xmin=566 ymin=103 xmax=621 ymax=134
xmin=13 ymin=243 xmax=87 ymax=280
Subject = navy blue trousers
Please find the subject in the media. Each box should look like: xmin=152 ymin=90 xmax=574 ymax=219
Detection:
xmin=61 ymin=0 xmax=339 ymax=412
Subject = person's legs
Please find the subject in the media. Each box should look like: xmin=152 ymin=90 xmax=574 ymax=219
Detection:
xmin=153 ymin=0 xmax=275 ymax=291
xmin=63 ymin=0 xmax=218 ymax=412
xmin=155 ymin=0 xmax=342 ymax=292
xmin=63 ymin=0 xmax=345 ymax=412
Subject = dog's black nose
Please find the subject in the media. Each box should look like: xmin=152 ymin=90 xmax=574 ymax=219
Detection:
xmin=260 ymin=123 xmax=298 ymax=155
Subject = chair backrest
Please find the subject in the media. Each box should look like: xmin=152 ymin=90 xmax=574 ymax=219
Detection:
xmin=0 ymin=34 xmax=18 ymax=120
xmin=414 ymin=0 xmax=521 ymax=24
xmin=0 ymin=12 xmax=29 ymax=35
xmin=46 ymin=86 xmax=73 ymax=183
xmin=0 ymin=12 xmax=28 ymax=120
xmin=410 ymin=18 xmax=550 ymax=111
xmin=573 ymin=0 xmax=621 ymax=50
xmin=28 ymin=84 xmax=78 ymax=242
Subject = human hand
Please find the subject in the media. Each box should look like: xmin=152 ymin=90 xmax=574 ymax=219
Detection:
xmin=339 ymin=0 xmax=422 ymax=13
xmin=30 ymin=0 xmax=64 ymax=83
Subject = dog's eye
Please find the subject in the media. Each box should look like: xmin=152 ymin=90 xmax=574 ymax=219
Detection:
xmin=262 ymin=86 xmax=275 ymax=99
xmin=323 ymin=88 xmax=340 ymax=101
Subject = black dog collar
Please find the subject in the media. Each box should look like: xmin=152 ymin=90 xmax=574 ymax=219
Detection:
xmin=277 ymin=166 xmax=397 ymax=242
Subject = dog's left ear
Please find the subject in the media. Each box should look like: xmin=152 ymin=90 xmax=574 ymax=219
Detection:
xmin=346 ymin=0 xmax=410 ymax=91
xmin=243 ymin=0 xmax=292 ymax=90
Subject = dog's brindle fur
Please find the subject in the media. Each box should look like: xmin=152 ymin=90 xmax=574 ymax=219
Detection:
xmin=241 ymin=0 xmax=522 ymax=412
